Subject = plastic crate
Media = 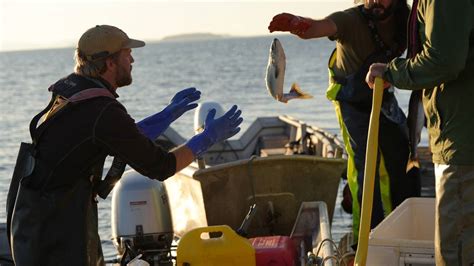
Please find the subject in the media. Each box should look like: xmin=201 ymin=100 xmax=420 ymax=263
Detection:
xmin=367 ymin=197 xmax=435 ymax=266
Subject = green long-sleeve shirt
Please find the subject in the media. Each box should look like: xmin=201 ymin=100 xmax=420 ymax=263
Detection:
xmin=385 ymin=0 xmax=474 ymax=165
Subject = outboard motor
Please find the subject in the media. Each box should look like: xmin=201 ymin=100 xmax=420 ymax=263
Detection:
xmin=194 ymin=101 xmax=225 ymax=168
xmin=110 ymin=102 xmax=226 ymax=264
xmin=111 ymin=169 xmax=174 ymax=265
xmin=194 ymin=101 xmax=225 ymax=133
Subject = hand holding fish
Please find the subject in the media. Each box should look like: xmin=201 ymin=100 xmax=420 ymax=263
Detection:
xmin=268 ymin=13 xmax=312 ymax=35
xmin=366 ymin=63 xmax=392 ymax=89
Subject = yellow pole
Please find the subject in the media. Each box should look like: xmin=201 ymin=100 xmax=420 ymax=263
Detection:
xmin=354 ymin=77 xmax=384 ymax=266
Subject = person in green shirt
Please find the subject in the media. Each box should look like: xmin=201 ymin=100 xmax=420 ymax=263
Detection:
xmin=366 ymin=0 xmax=474 ymax=264
xmin=268 ymin=0 xmax=420 ymax=249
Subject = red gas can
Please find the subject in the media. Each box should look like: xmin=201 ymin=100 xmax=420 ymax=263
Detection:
xmin=250 ymin=236 xmax=297 ymax=266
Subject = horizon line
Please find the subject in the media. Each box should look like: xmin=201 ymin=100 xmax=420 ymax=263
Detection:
xmin=0 ymin=33 xmax=294 ymax=54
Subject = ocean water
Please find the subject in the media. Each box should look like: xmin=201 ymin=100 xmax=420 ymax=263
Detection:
xmin=0 ymin=35 xmax=415 ymax=259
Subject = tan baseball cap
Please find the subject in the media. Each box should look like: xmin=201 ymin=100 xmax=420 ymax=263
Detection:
xmin=78 ymin=25 xmax=145 ymax=61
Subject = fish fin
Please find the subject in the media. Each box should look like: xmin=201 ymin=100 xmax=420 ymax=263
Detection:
xmin=406 ymin=158 xmax=421 ymax=173
xmin=276 ymin=94 xmax=288 ymax=103
xmin=289 ymin=83 xmax=313 ymax=99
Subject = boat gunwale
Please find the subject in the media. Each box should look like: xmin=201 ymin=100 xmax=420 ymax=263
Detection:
xmin=193 ymin=154 xmax=347 ymax=175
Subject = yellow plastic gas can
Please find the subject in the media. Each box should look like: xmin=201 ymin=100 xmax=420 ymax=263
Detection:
xmin=176 ymin=225 xmax=256 ymax=266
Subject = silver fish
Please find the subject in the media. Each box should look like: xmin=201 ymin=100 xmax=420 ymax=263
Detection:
xmin=265 ymin=38 xmax=313 ymax=103
xmin=406 ymin=90 xmax=425 ymax=171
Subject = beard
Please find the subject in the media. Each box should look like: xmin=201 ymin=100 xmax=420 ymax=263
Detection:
xmin=365 ymin=3 xmax=394 ymax=21
xmin=115 ymin=64 xmax=132 ymax=87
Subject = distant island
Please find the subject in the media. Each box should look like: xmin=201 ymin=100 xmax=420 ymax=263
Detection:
xmin=160 ymin=33 xmax=231 ymax=42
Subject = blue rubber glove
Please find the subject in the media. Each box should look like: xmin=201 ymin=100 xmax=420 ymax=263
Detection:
xmin=137 ymin=87 xmax=201 ymax=140
xmin=186 ymin=105 xmax=243 ymax=156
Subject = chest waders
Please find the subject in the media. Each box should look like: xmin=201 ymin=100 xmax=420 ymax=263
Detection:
xmin=326 ymin=50 xmax=393 ymax=246
xmin=6 ymin=86 xmax=115 ymax=266
xmin=326 ymin=31 xmax=418 ymax=245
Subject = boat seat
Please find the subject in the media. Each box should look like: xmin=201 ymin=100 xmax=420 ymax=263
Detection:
xmin=260 ymin=148 xmax=290 ymax=157
xmin=257 ymin=135 xmax=290 ymax=156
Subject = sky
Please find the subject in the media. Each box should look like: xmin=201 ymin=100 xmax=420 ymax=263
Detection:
xmin=0 ymin=0 xmax=353 ymax=52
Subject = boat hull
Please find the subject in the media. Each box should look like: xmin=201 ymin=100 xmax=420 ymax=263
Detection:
xmin=193 ymin=155 xmax=346 ymax=237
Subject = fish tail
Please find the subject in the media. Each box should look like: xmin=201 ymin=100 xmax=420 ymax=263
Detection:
xmin=406 ymin=158 xmax=421 ymax=173
xmin=290 ymin=83 xmax=313 ymax=99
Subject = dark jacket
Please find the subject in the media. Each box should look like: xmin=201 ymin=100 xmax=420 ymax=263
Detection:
xmin=12 ymin=73 xmax=176 ymax=265
xmin=386 ymin=0 xmax=474 ymax=164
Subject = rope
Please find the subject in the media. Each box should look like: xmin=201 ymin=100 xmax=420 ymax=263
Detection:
xmin=246 ymin=155 xmax=258 ymax=205
xmin=309 ymin=237 xmax=355 ymax=266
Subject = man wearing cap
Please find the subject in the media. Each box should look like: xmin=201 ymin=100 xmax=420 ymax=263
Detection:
xmin=8 ymin=25 xmax=243 ymax=265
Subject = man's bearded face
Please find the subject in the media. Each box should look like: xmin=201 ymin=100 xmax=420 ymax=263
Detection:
xmin=365 ymin=0 xmax=395 ymax=21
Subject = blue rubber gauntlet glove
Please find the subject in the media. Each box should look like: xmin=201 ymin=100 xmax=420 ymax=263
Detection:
xmin=136 ymin=87 xmax=201 ymax=140
xmin=186 ymin=105 xmax=243 ymax=156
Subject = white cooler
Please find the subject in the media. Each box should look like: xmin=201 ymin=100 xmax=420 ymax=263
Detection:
xmin=367 ymin=197 xmax=435 ymax=266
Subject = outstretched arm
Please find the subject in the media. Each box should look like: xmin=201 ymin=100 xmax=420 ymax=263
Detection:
xmin=268 ymin=13 xmax=337 ymax=39
xmin=171 ymin=145 xmax=195 ymax=172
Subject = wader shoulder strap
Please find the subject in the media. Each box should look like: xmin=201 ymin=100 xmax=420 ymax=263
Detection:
xmin=407 ymin=0 xmax=421 ymax=58
xmin=23 ymin=88 xmax=115 ymax=192
xmin=31 ymin=88 xmax=115 ymax=146
xmin=366 ymin=20 xmax=393 ymax=58
xmin=328 ymin=48 xmax=345 ymax=85
xmin=358 ymin=5 xmax=395 ymax=58
xmin=327 ymin=8 xmax=394 ymax=87
xmin=68 ymin=88 xmax=115 ymax=103
xmin=29 ymin=97 xmax=55 ymax=146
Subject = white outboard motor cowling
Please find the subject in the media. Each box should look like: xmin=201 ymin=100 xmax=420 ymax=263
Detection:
xmin=193 ymin=101 xmax=225 ymax=134
xmin=111 ymin=169 xmax=173 ymax=264
xmin=193 ymin=101 xmax=225 ymax=169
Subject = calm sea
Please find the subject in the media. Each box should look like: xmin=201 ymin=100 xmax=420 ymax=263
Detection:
xmin=0 ymin=35 xmax=416 ymax=259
